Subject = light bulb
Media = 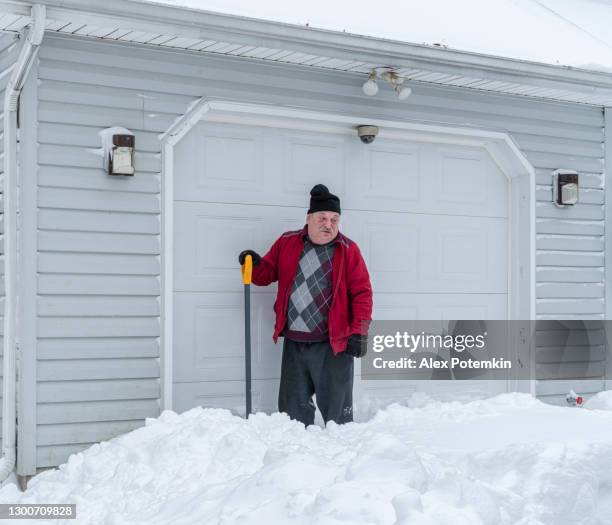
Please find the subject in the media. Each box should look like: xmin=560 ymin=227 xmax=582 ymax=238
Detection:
xmin=362 ymin=78 xmax=378 ymax=96
xmin=396 ymin=85 xmax=412 ymax=100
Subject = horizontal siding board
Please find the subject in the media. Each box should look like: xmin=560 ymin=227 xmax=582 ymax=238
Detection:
xmin=37 ymin=443 xmax=98 ymax=467
xmin=39 ymin=98 xmax=145 ymax=129
xmin=536 ymin=234 xmax=603 ymax=252
xmin=514 ymin=134 xmax=603 ymax=158
xmin=38 ymin=316 xmax=160 ymax=338
xmin=536 ymin=361 xmax=605 ymax=380
xmin=38 ymin=295 xmax=160 ymax=316
xmin=37 ymin=420 xmax=145 ymax=446
xmin=38 ymin=143 xmax=160 ymax=173
xmin=535 ymin=320 xmax=605 ymax=330
xmin=38 ymin=337 xmax=160 ymax=360
xmin=536 ymin=298 xmax=604 ymax=314
xmin=536 ymin=379 xmax=605 ymax=396
xmin=537 ymin=345 xmax=606 ymax=363
xmin=38 ymin=230 xmax=159 ymax=255
xmin=37 ymin=378 xmax=160 ymax=403
xmin=37 ymin=399 xmax=159 ymax=424
xmin=536 ymin=314 xmax=605 ymax=320
xmin=40 ymin=78 xmax=197 ymax=118
xmin=38 ymin=274 xmax=160 ymax=296
xmin=38 ymin=166 xmax=160 ymax=194
xmin=536 ymin=282 xmax=604 ymax=298
xmin=38 ymin=358 xmax=159 ymax=381
xmin=39 ymin=79 xmax=145 ymax=111
xmin=523 ymin=150 xmax=603 ymax=173
xmin=536 ymin=251 xmax=604 ymax=267
xmin=38 ymin=209 xmax=160 ymax=234
xmin=38 ymin=253 xmax=160 ymax=276
xmin=536 ymin=202 xmax=603 ymax=221
xmin=38 ymin=122 xmax=163 ymax=153
xmin=39 ymin=187 xmax=160 ymax=214
xmin=536 ymin=218 xmax=604 ymax=236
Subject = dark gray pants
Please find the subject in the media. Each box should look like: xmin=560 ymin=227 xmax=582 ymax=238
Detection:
xmin=278 ymin=337 xmax=354 ymax=426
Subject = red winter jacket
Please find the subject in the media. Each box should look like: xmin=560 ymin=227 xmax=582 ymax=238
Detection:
xmin=252 ymin=225 xmax=373 ymax=355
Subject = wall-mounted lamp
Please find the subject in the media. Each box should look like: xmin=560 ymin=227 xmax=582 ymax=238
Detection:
xmin=552 ymin=169 xmax=579 ymax=207
xmin=100 ymin=126 xmax=136 ymax=176
xmin=362 ymin=68 xmax=412 ymax=100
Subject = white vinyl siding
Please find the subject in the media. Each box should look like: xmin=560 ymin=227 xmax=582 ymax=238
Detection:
xmin=30 ymin=32 xmax=604 ymax=470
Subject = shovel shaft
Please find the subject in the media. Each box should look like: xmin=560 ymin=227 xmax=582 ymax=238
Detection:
xmin=242 ymin=254 xmax=253 ymax=417
xmin=244 ymin=283 xmax=252 ymax=416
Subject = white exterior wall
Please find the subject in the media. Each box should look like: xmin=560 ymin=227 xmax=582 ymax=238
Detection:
xmin=20 ymin=32 xmax=605 ymax=473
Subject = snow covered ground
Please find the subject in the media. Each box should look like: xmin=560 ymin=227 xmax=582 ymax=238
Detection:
xmin=2 ymin=393 xmax=612 ymax=524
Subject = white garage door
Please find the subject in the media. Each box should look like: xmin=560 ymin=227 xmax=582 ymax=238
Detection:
xmin=172 ymin=120 xmax=509 ymax=415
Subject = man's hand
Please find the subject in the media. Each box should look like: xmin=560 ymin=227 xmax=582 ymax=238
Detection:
xmin=345 ymin=333 xmax=368 ymax=358
xmin=238 ymin=250 xmax=262 ymax=266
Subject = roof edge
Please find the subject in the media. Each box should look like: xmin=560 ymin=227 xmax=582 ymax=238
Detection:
xmin=2 ymin=0 xmax=612 ymax=99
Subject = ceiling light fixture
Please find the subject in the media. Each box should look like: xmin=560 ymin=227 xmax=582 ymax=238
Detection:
xmin=362 ymin=68 xmax=412 ymax=101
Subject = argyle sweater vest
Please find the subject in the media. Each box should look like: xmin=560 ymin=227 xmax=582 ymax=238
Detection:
xmin=282 ymin=236 xmax=336 ymax=342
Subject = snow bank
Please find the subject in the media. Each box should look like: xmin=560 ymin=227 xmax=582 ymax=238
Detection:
xmin=585 ymin=391 xmax=612 ymax=412
xmin=2 ymin=393 xmax=612 ymax=524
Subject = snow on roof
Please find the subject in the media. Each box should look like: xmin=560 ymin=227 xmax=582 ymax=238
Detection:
xmin=143 ymin=0 xmax=612 ymax=74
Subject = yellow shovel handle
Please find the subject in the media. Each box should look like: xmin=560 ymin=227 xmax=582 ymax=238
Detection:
xmin=241 ymin=254 xmax=253 ymax=285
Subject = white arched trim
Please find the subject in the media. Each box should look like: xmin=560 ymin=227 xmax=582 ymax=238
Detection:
xmin=159 ymin=98 xmax=537 ymax=409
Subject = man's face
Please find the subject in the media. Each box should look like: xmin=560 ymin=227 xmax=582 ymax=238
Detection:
xmin=307 ymin=211 xmax=340 ymax=245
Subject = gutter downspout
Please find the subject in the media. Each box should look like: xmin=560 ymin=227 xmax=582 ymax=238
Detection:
xmin=0 ymin=4 xmax=45 ymax=483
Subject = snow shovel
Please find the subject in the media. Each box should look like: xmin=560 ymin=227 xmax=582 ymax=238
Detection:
xmin=241 ymin=254 xmax=253 ymax=417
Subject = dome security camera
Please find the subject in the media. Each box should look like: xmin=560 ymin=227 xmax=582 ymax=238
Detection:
xmin=357 ymin=125 xmax=379 ymax=144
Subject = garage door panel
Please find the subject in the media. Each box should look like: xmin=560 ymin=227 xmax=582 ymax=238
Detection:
xmin=173 ymin=292 xmax=282 ymax=383
xmin=174 ymin=121 xmax=267 ymax=201
xmin=372 ymin=293 xmax=507 ymax=320
xmin=343 ymin=211 xmax=507 ymax=294
xmin=174 ymin=201 xmax=303 ymax=293
xmin=281 ymin=131 xmax=347 ymax=197
xmin=344 ymin=142 xmax=507 ymax=217
xmin=435 ymin=145 xmax=507 ymax=216
xmin=173 ymin=379 xmax=279 ymax=416
xmin=175 ymin=122 xmax=349 ymax=208
xmin=361 ymin=142 xmax=421 ymax=204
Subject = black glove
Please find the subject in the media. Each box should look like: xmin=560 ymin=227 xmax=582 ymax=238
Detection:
xmin=238 ymin=249 xmax=261 ymax=266
xmin=345 ymin=333 xmax=368 ymax=358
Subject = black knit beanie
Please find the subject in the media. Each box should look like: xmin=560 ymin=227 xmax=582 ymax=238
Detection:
xmin=307 ymin=184 xmax=341 ymax=215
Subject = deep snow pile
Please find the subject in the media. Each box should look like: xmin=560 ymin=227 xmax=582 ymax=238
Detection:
xmin=2 ymin=393 xmax=612 ymax=525
xmin=585 ymin=390 xmax=612 ymax=412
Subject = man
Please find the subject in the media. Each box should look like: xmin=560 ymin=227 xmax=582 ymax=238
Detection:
xmin=238 ymin=184 xmax=373 ymax=426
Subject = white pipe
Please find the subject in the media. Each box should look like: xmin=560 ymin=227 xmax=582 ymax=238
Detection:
xmin=0 ymin=3 xmax=45 ymax=484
